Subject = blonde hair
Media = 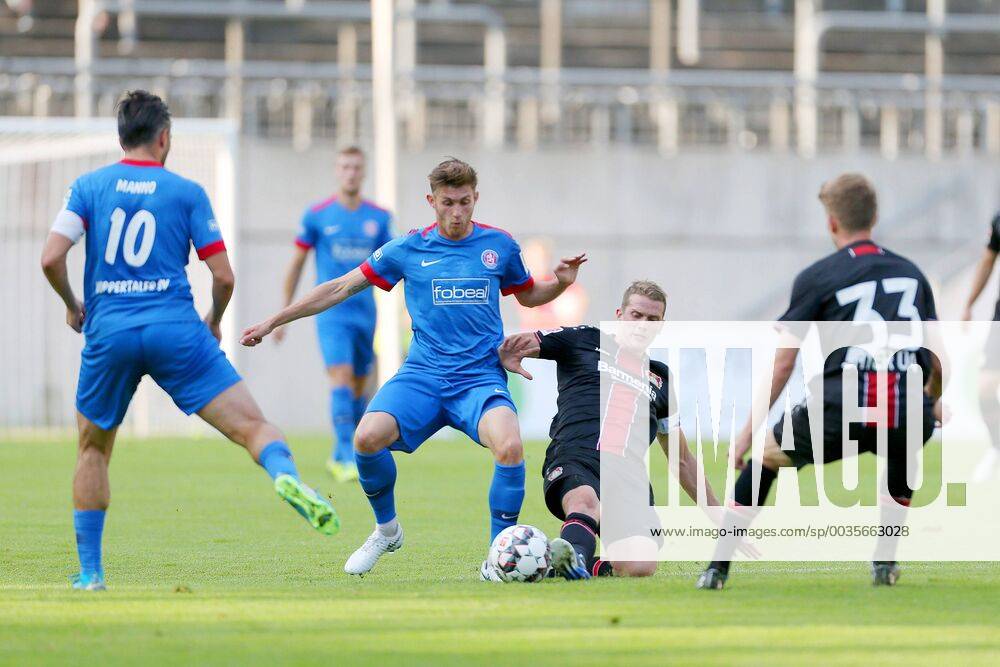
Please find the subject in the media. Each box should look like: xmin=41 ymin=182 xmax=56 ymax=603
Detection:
xmin=818 ymin=173 xmax=878 ymax=232
xmin=621 ymin=280 xmax=667 ymax=312
xmin=337 ymin=145 xmax=365 ymax=158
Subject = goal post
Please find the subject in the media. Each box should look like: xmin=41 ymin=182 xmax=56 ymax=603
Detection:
xmin=0 ymin=117 xmax=238 ymax=438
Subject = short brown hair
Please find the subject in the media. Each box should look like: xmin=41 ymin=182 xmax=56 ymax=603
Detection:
xmin=621 ymin=280 xmax=667 ymax=313
xmin=338 ymin=145 xmax=365 ymax=158
xmin=818 ymin=173 xmax=878 ymax=232
xmin=428 ymin=157 xmax=477 ymax=191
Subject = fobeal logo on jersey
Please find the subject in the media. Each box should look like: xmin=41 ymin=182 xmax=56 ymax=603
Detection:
xmin=364 ymin=219 xmax=379 ymax=237
xmin=481 ymin=249 xmax=499 ymax=269
xmin=431 ymin=278 xmax=490 ymax=305
xmin=331 ymin=244 xmax=372 ymax=262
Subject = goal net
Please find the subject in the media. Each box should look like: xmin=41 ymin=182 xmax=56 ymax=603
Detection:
xmin=0 ymin=117 xmax=238 ymax=438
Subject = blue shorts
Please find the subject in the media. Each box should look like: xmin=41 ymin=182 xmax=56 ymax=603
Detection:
xmin=317 ymin=320 xmax=375 ymax=377
xmin=366 ymin=367 xmax=517 ymax=452
xmin=76 ymin=321 xmax=242 ymax=430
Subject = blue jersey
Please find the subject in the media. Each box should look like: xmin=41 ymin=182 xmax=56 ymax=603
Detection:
xmin=360 ymin=222 xmax=534 ymax=376
xmin=296 ymin=197 xmax=393 ymax=327
xmin=63 ymin=159 xmax=226 ymax=338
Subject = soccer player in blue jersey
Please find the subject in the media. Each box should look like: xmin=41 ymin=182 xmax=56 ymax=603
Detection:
xmin=39 ymin=90 xmax=338 ymax=591
xmin=274 ymin=147 xmax=393 ymax=483
xmin=241 ymin=158 xmax=586 ymax=576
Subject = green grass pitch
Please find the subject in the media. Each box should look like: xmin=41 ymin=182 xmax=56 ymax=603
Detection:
xmin=1 ymin=434 xmax=998 ymax=665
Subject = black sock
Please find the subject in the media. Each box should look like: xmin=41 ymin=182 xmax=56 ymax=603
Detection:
xmin=592 ymin=559 xmax=614 ymax=577
xmin=706 ymin=465 xmax=777 ymax=577
xmin=734 ymin=463 xmax=778 ymax=507
xmin=709 ymin=559 xmax=730 ymax=575
xmin=561 ymin=512 xmax=598 ymax=567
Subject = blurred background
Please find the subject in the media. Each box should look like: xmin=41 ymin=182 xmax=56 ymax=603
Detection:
xmin=2 ymin=0 xmax=999 ymax=439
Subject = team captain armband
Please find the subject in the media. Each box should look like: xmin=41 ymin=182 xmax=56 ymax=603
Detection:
xmin=50 ymin=208 xmax=86 ymax=243
xmin=657 ymin=414 xmax=681 ymax=435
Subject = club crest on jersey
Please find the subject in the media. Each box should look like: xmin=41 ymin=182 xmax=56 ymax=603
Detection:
xmin=547 ymin=466 xmax=563 ymax=482
xmin=481 ymin=249 xmax=499 ymax=269
xmin=364 ymin=219 xmax=379 ymax=237
xmin=648 ymin=371 xmax=663 ymax=388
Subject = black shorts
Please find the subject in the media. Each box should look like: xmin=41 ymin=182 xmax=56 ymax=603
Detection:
xmin=772 ymin=397 xmax=936 ymax=469
xmin=541 ymin=440 xmax=661 ymax=546
xmin=542 ymin=442 xmax=601 ymax=521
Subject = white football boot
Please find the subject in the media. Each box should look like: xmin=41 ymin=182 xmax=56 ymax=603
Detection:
xmin=344 ymin=526 xmax=404 ymax=575
xmin=479 ymin=559 xmax=505 ymax=582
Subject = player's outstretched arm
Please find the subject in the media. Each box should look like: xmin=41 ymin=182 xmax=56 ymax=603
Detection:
xmin=241 ymin=267 xmax=370 ymax=346
xmin=657 ymin=428 xmax=720 ymax=507
xmin=962 ymin=248 xmax=998 ymax=321
xmin=273 ymin=245 xmax=310 ymax=343
xmin=514 ymin=253 xmax=587 ymax=308
xmin=498 ymin=332 xmax=541 ymax=380
xmin=732 ymin=343 xmax=799 ymax=468
xmin=40 ymin=231 xmax=84 ymax=333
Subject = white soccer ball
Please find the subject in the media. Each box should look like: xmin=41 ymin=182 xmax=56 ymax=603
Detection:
xmin=487 ymin=524 xmax=551 ymax=582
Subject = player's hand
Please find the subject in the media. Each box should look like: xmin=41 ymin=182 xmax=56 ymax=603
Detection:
xmin=554 ymin=253 xmax=587 ymax=286
xmin=66 ymin=300 xmax=85 ymax=333
xmin=273 ymin=325 xmax=287 ymax=344
xmin=204 ymin=316 xmax=223 ymax=342
xmin=241 ymin=319 xmax=275 ymax=347
xmin=498 ymin=337 xmax=534 ymax=380
xmin=732 ymin=431 xmax=752 ymax=470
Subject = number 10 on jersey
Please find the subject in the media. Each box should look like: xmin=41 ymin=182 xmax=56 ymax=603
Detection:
xmin=104 ymin=207 xmax=156 ymax=267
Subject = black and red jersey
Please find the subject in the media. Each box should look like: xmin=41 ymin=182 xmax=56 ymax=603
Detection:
xmin=779 ymin=239 xmax=938 ymax=426
xmin=535 ymin=325 xmax=674 ymax=451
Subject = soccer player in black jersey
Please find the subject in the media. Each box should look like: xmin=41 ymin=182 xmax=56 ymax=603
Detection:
xmin=499 ymin=281 xmax=721 ymax=580
xmin=961 ymin=210 xmax=1000 ymax=482
xmin=696 ymin=173 xmax=943 ymax=590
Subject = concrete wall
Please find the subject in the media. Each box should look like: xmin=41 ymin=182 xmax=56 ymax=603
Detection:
xmin=4 ymin=136 xmax=999 ymax=438
xmin=233 ymin=140 xmax=1000 ymax=438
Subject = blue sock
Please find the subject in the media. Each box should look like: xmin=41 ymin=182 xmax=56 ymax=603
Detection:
xmin=330 ymin=387 xmax=356 ymax=464
xmin=73 ymin=509 xmax=105 ymax=577
xmin=353 ymin=395 xmax=368 ymax=426
xmin=259 ymin=441 xmax=299 ymax=481
xmin=356 ymin=449 xmax=397 ymax=524
xmin=489 ymin=461 xmax=526 ymax=541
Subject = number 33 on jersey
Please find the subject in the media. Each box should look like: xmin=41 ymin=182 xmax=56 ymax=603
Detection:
xmin=52 ymin=159 xmax=227 ymax=337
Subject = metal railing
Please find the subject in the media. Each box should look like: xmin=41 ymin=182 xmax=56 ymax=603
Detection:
xmin=1 ymin=0 xmax=998 ymax=156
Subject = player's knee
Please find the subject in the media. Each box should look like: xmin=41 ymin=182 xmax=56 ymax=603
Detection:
xmin=761 ymin=442 xmax=790 ymax=470
xmin=564 ymin=489 xmax=600 ymax=519
xmin=78 ymin=428 xmax=112 ymax=458
xmin=491 ymin=435 xmax=523 ymax=466
xmin=326 ymin=364 xmax=354 ymax=388
xmin=614 ymin=561 xmax=657 ymax=577
xmin=354 ymin=423 xmax=390 ymax=455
